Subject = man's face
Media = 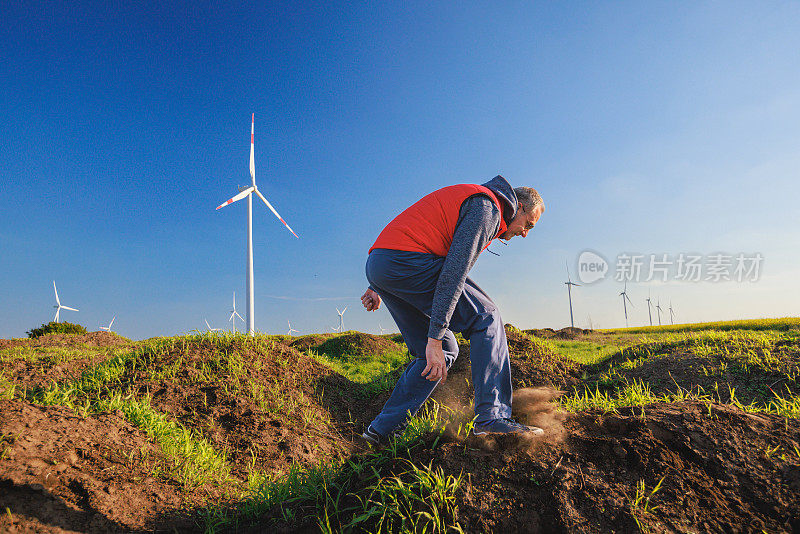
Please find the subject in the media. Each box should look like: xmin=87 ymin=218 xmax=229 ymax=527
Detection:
xmin=500 ymin=205 xmax=543 ymax=241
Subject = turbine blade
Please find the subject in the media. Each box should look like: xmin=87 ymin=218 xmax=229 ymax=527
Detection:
xmin=216 ymin=187 xmax=254 ymax=210
xmin=206 ymin=319 xmax=212 ymax=329
xmin=53 ymin=281 xmax=60 ymax=306
xmin=254 ymin=188 xmax=299 ymax=238
xmin=235 ymin=311 xmax=244 ymax=321
xmin=249 ymin=113 xmax=255 ymax=185
xmin=342 ymin=307 xmax=347 ymax=314
xmin=229 ymin=311 xmax=235 ymax=321
xmin=109 ymin=316 xmax=115 ymax=328
xmin=54 ymin=309 xmax=59 ymax=323
xmin=61 ymin=306 xmax=78 ymax=312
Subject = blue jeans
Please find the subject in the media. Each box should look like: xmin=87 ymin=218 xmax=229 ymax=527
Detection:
xmin=366 ymin=249 xmax=513 ymax=436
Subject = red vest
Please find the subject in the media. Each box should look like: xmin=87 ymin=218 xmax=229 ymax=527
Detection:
xmin=369 ymin=184 xmax=508 ymax=257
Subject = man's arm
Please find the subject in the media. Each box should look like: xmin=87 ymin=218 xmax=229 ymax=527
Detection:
xmin=428 ymin=195 xmax=501 ymax=340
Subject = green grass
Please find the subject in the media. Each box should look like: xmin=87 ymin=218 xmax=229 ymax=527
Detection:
xmin=599 ymin=317 xmax=800 ymax=335
xmin=307 ymin=336 xmax=412 ymax=398
xmin=560 ymin=378 xmax=800 ymax=418
xmin=540 ymin=339 xmax=621 ymax=365
xmin=96 ymin=392 xmax=234 ymax=489
xmin=0 ymin=344 xmax=127 ymax=366
xmin=204 ymin=401 xmax=463 ymax=533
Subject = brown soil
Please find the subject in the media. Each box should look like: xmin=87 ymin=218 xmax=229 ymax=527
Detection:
xmin=422 ymin=401 xmax=800 ymax=533
xmin=505 ymin=326 xmax=584 ymax=390
xmin=0 ymin=399 xmax=195 ymax=533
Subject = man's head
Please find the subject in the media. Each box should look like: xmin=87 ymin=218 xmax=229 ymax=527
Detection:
xmin=500 ymin=186 xmax=544 ymax=240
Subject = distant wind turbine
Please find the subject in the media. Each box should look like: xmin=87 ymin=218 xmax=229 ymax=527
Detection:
xmin=287 ymin=321 xmax=299 ymax=336
xmin=619 ymin=281 xmax=634 ymax=327
xmin=646 ymin=290 xmax=654 ymax=327
xmin=205 ymin=319 xmax=222 ymax=332
xmin=229 ymin=291 xmax=244 ymax=332
xmin=100 ymin=316 xmax=116 ymax=332
xmin=336 ymin=307 xmax=347 ymax=333
xmin=216 ymin=114 xmax=299 ymax=336
xmin=330 ymin=324 xmax=341 ymax=333
xmin=564 ymin=262 xmax=581 ymax=328
xmin=379 ymin=324 xmax=388 ymax=335
xmin=656 ymin=299 xmax=663 ymax=326
xmin=669 ymin=300 xmax=675 ymax=325
xmin=52 ymin=281 xmax=78 ymax=323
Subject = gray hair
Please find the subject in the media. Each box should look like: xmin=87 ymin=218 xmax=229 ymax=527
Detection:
xmin=514 ymin=186 xmax=545 ymax=214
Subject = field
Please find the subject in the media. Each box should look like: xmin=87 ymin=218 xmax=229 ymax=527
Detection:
xmin=1 ymin=319 xmax=799 ymax=533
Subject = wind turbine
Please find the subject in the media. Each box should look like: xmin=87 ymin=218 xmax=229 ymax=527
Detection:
xmin=216 ymin=114 xmax=299 ymax=336
xmin=287 ymin=321 xmax=299 ymax=336
xmin=205 ymin=319 xmax=222 ymax=332
xmin=330 ymin=325 xmax=341 ymax=333
xmin=619 ymin=281 xmax=634 ymax=327
xmin=669 ymin=300 xmax=675 ymax=325
xmin=564 ymin=262 xmax=581 ymax=328
xmin=656 ymin=299 xmax=663 ymax=326
xmin=52 ymin=281 xmax=78 ymax=323
xmin=646 ymin=290 xmax=654 ymax=327
xmin=336 ymin=307 xmax=347 ymax=333
xmin=229 ymin=291 xmax=244 ymax=332
xmin=379 ymin=324 xmax=388 ymax=335
xmin=100 ymin=316 xmax=115 ymax=332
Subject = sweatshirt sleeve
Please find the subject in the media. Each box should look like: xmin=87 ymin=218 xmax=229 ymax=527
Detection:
xmin=427 ymin=195 xmax=501 ymax=339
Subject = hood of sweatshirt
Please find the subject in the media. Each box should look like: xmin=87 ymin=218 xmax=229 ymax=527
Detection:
xmin=481 ymin=175 xmax=518 ymax=226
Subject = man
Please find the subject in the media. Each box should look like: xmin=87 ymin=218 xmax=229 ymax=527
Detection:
xmin=360 ymin=175 xmax=545 ymax=445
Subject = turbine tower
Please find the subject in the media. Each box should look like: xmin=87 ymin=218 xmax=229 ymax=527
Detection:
xmin=564 ymin=262 xmax=581 ymax=328
xmin=229 ymin=291 xmax=244 ymax=332
xmin=287 ymin=320 xmax=299 ymax=336
xmin=336 ymin=307 xmax=347 ymax=333
xmin=646 ymin=290 xmax=653 ymax=327
xmin=100 ymin=316 xmax=115 ymax=332
xmin=52 ymin=281 xmax=78 ymax=323
xmin=216 ymin=114 xmax=299 ymax=336
xmin=669 ymin=300 xmax=675 ymax=325
xmin=619 ymin=281 xmax=634 ymax=327
xmin=656 ymin=299 xmax=663 ymax=326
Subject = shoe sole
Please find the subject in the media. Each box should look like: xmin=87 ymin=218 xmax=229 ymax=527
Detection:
xmin=473 ymin=428 xmax=544 ymax=436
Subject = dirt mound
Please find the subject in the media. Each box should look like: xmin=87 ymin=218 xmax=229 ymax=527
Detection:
xmin=584 ymin=338 xmax=800 ymax=406
xmin=313 ymin=332 xmax=402 ymax=360
xmin=0 ymin=399 xmax=194 ymax=533
xmin=505 ymin=325 xmax=583 ymax=390
xmin=0 ymin=332 xmax=131 ymax=350
xmin=124 ymin=340 xmax=353 ymax=479
xmin=420 ymin=400 xmax=800 ymax=533
xmin=525 ymin=327 xmax=591 ymax=340
xmin=288 ymin=333 xmax=331 ymax=352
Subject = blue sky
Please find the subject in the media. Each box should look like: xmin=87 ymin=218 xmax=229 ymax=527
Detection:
xmin=2 ymin=1 xmax=798 ymax=339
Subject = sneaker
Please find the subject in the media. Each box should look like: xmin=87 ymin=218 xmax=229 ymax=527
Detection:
xmin=361 ymin=425 xmax=386 ymax=446
xmin=473 ymin=418 xmax=544 ymax=436
xmin=361 ymin=424 xmax=406 ymax=447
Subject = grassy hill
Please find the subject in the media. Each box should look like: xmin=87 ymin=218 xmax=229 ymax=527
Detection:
xmin=1 ymin=319 xmax=798 ymax=532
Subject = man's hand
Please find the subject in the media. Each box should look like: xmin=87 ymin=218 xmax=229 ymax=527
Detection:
xmin=361 ymin=288 xmax=381 ymax=311
xmin=421 ymin=338 xmax=447 ymax=382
